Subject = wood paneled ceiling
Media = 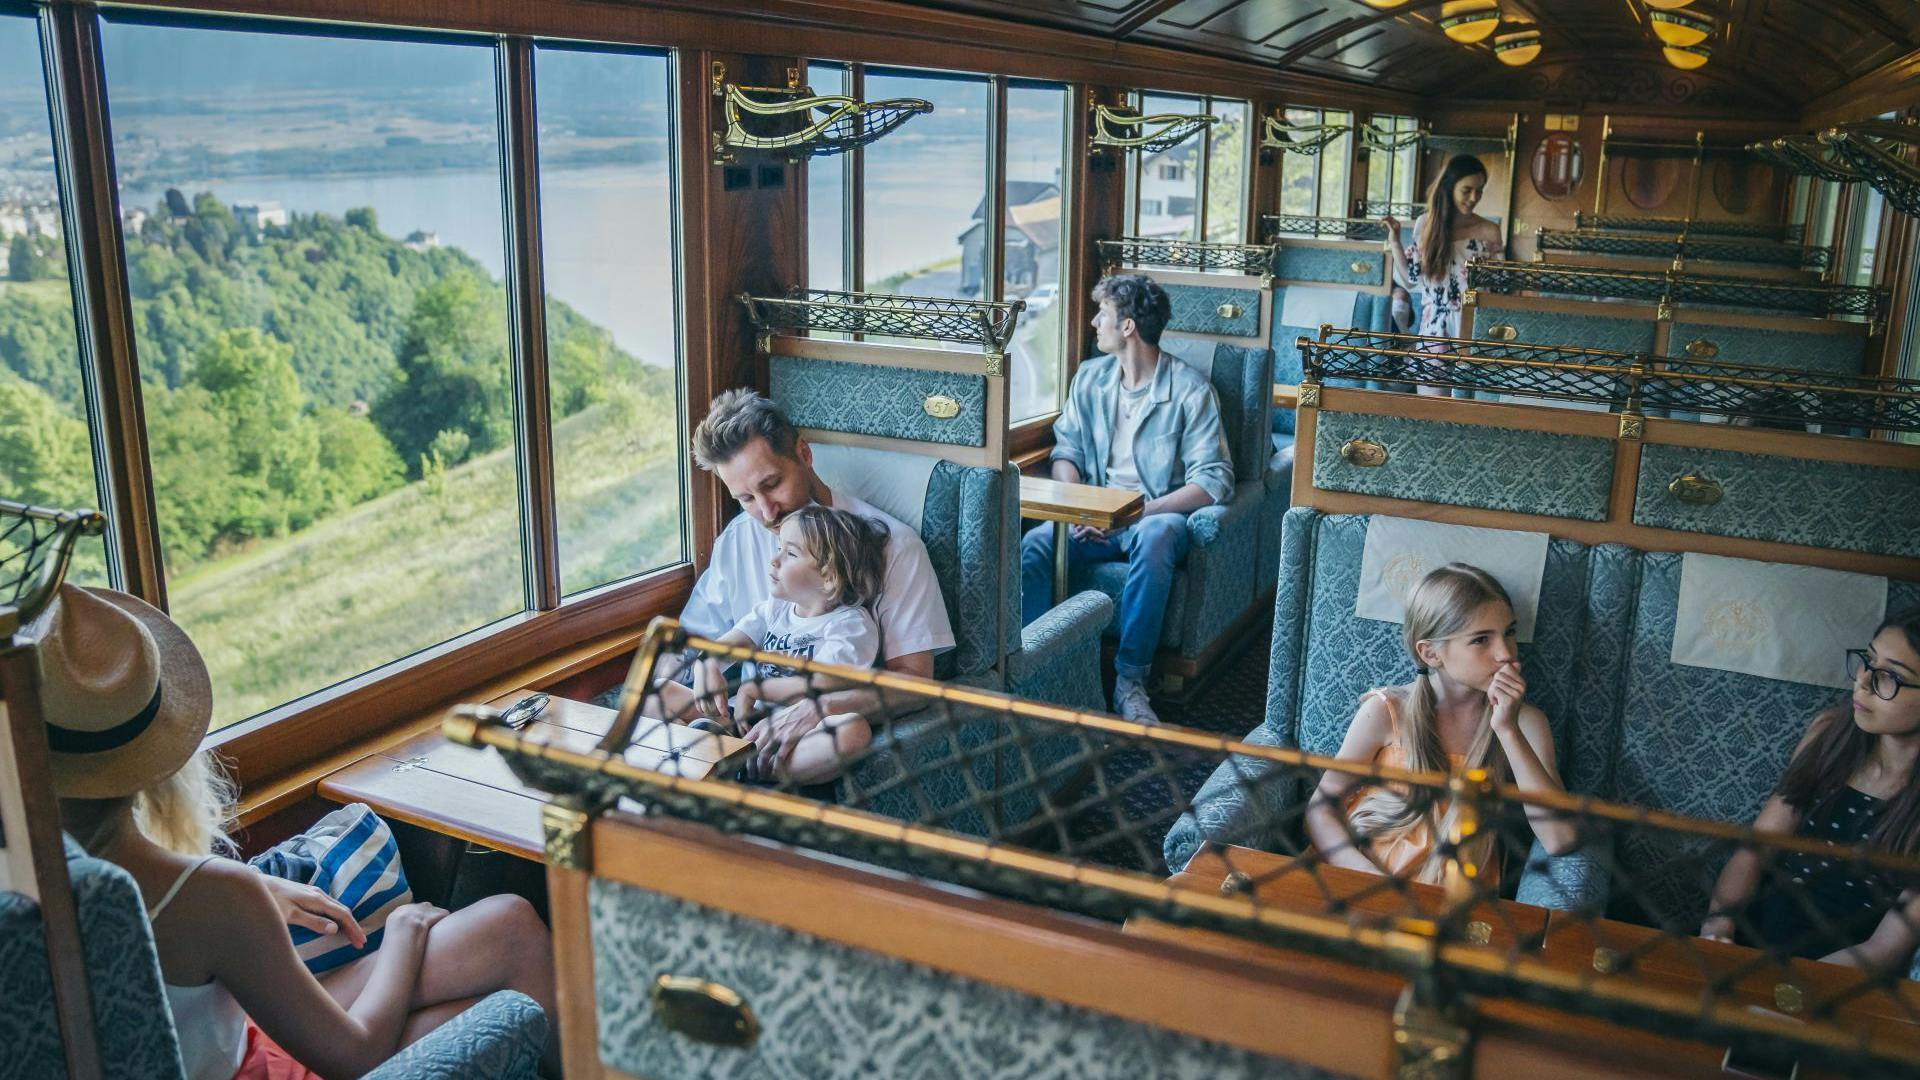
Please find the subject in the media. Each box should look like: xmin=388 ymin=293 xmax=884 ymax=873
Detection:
xmin=887 ymin=0 xmax=1919 ymax=114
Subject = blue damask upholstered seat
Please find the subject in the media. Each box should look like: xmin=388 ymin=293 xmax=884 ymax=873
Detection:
xmin=0 ymin=838 xmax=547 ymax=1079
xmin=1066 ymin=341 xmax=1272 ymax=680
xmin=1165 ymin=508 xmax=1920 ymax=978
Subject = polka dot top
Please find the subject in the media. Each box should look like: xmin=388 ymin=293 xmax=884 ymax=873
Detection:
xmin=1741 ymin=786 xmax=1896 ymax=960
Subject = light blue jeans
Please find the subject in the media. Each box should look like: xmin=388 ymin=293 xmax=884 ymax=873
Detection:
xmin=1020 ymin=514 xmax=1190 ymax=681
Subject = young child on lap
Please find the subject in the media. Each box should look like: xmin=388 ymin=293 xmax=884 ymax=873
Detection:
xmin=655 ymin=504 xmax=887 ymax=783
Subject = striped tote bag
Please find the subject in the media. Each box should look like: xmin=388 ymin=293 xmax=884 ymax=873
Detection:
xmin=252 ymin=802 xmax=413 ymax=974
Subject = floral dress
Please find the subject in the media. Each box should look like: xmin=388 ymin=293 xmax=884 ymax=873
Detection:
xmin=1401 ymin=235 xmax=1502 ymax=345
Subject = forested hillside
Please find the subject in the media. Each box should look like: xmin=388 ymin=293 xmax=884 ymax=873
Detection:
xmin=0 ymin=191 xmax=666 ymax=566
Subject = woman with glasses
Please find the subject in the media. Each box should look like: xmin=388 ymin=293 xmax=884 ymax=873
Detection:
xmin=1699 ymin=608 xmax=1920 ymax=970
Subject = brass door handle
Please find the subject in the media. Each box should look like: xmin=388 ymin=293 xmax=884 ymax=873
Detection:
xmin=1484 ymin=324 xmax=1518 ymax=342
xmin=923 ymin=393 xmax=960 ymax=419
xmin=1216 ymin=302 xmax=1244 ymax=319
xmin=1349 ymin=259 xmax=1372 ymax=274
xmin=652 ymin=975 xmax=759 ymax=1047
xmin=1668 ymin=474 xmax=1722 ymax=505
xmin=1685 ymin=338 xmax=1719 ymax=358
xmin=1339 ymin=438 xmax=1389 ymax=467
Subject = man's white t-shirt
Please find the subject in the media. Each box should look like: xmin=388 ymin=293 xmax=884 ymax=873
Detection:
xmin=1104 ymin=380 xmax=1152 ymax=493
xmin=728 ymin=599 xmax=880 ymax=678
xmin=680 ymin=493 xmax=954 ymax=664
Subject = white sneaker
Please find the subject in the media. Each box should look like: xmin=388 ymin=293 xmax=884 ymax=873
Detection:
xmin=1112 ymin=675 xmax=1160 ymax=725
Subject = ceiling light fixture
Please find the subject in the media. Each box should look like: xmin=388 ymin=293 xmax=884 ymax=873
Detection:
xmin=1493 ymin=29 xmax=1543 ymax=66
xmin=1663 ymin=43 xmax=1711 ymax=70
xmin=1649 ymin=9 xmax=1712 ymax=47
xmin=1643 ymin=0 xmax=1694 ymax=9
xmin=1439 ymin=0 xmax=1501 ymax=44
xmin=1360 ymin=0 xmax=1412 ymax=8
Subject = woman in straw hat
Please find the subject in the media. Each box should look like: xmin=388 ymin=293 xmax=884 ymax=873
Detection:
xmin=43 ymin=584 xmax=559 ymax=1079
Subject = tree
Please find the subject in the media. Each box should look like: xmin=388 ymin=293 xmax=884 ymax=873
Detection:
xmin=344 ymin=207 xmax=379 ymax=233
xmin=7 ymin=234 xmax=47 ymax=282
xmin=0 ymin=377 xmax=95 ymax=508
xmin=189 ymin=328 xmax=323 ymax=537
xmin=373 ymin=269 xmax=512 ymax=475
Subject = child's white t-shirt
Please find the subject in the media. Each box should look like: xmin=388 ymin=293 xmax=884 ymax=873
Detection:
xmin=728 ymin=599 xmax=881 ymax=678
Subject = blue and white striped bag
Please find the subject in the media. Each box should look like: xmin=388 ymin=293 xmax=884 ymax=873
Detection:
xmin=251 ymin=802 xmax=413 ymax=975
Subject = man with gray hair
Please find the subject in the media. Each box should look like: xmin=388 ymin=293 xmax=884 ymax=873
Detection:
xmin=680 ymin=389 xmax=953 ymax=779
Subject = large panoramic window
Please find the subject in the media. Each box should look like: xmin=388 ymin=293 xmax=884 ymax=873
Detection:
xmin=862 ymin=69 xmax=987 ymax=302
xmin=1279 ymin=106 xmax=1353 ymax=218
xmin=1845 ymin=185 xmax=1886 ymax=287
xmin=535 ymin=45 xmax=684 ymax=596
xmin=1004 ymin=81 xmax=1068 ymax=421
xmin=102 ymin=17 xmax=524 ymax=728
xmin=0 ymin=14 xmax=107 ymax=583
xmin=805 ymin=62 xmax=849 ymax=293
xmin=1126 ymin=92 xmax=1249 ymax=244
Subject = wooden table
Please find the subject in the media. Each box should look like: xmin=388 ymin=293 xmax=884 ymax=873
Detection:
xmin=1536 ymin=909 xmax=1920 ymax=1030
xmin=1162 ymin=845 xmax=1551 ymax=952
xmin=1017 ymin=474 xmax=1145 ymax=605
xmin=318 ymin=689 xmax=753 ymax=862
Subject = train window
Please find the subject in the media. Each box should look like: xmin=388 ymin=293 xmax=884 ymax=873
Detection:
xmin=1127 ymin=92 xmax=1250 ymax=243
xmin=1278 ymin=106 xmax=1353 ymax=218
xmin=101 ymin=16 xmax=524 ymax=729
xmin=1845 ymin=185 xmax=1885 ymax=287
xmin=1364 ymin=113 xmax=1421 ymax=211
xmin=862 ymin=68 xmax=987 ymax=308
xmin=0 ymin=12 xmax=110 ymax=585
xmin=533 ymin=45 xmax=685 ymax=596
xmin=805 ymin=62 xmax=849 ymax=292
xmin=1004 ymin=81 xmax=1068 ymax=421
xmin=1203 ymin=97 xmax=1249 ymax=243
xmin=1808 ymin=179 xmax=1841 ymax=250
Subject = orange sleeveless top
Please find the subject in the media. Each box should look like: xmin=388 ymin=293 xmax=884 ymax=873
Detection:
xmin=1339 ymin=689 xmax=1501 ymax=888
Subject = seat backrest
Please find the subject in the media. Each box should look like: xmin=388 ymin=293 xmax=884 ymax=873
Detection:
xmin=1268 ymin=509 xmax=1602 ymax=792
xmin=0 ymin=838 xmax=187 ymax=1080
xmin=811 ymin=444 xmax=1016 ymax=681
xmin=1168 ymin=340 xmax=1273 ymax=485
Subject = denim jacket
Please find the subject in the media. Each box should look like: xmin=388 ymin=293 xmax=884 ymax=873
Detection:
xmin=1049 ymin=348 xmax=1235 ymax=506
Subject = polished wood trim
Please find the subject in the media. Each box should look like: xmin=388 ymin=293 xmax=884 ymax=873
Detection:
xmin=498 ymin=37 xmax=561 ymax=611
xmin=1008 ymin=413 xmax=1058 ymax=456
xmin=1646 ymin=416 xmax=1920 ymax=468
xmin=221 ymin=565 xmax=691 ymax=811
xmin=1273 ymin=383 xmax=1299 ymax=410
xmin=320 ymin=750 xmax=547 ymax=859
xmin=1317 ymin=386 xmax=1626 ymax=439
xmin=1802 ymin=48 xmax=1920 ymax=131
xmin=0 ymin=645 xmax=104 ymax=1079
xmin=1472 ymin=292 xmax=1663 ymax=321
xmin=1011 ymin=447 xmax=1049 ymax=474
xmin=767 ymin=333 xmax=997 ymax=374
xmin=677 ymin=50 xmax=725 ymax=571
xmin=42 ymin=3 xmax=164 ymax=607
xmin=589 ymin=814 xmax=1395 ymax=1077
xmin=1672 ymin=306 xmax=1874 ymax=337
xmin=1017 ymin=475 xmax=1143 ymax=528
xmin=548 ymin=865 xmax=603 ymax=1079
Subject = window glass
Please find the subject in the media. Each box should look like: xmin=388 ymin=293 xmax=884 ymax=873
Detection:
xmin=1203 ymin=98 xmax=1247 ymax=243
xmin=1364 ymin=114 xmax=1420 ymax=213
xmin=535 ymin=46 xmax=683 ymax=597
xmin=1279 ymin=107 xmax=1320 ymax=216
xmin=1847 ymin=185 xmax=1884 ymax=286
xmin=1810 ymin=180 xmax=1841 ymax=250
xmin=862 ymin=70 xmax=986 ymax=306
xmin=1136 ymin=92 xmax=1200 ymax=241
xmin=102 ymin=18 xmax=524 ymax=727
xmin=806 ymin=62 xmax=848 ymax=292
xmin=1004 ymin=83 xmax=1067 ymax=422
xmin=1317 ymin=110 xmax=1353 ymax=219
xmin=0 ymin=14 xmax=108 ymax=584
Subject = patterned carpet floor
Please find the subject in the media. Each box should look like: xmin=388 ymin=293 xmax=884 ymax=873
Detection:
xmin=1039 ymin=630 xmax=1274 ymax=875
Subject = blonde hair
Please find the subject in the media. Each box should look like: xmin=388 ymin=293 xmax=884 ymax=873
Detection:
xmin=781 ymin=504 xmax=889 ymax=609
xmin=1346 ymin=563 xmax=1513 ymax=882
xmin=61 ymin=750 xmax=237 ymax=858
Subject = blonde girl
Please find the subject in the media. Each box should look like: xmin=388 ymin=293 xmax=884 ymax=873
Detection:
xmin=1304 ymin=563 xmax=1576 ymax=884
xmin=47 ymin=585 xmax=558 ymax=1080
xmin=1701 ymin=608 xmax=1920 ymax=970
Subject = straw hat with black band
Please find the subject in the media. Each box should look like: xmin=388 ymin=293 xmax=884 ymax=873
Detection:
xmin=33 ymin=583 xmax=213 ymax=800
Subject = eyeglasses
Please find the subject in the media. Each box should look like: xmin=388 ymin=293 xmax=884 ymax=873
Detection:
xmin=1845 ymin=649 xmax=1919 ymax=701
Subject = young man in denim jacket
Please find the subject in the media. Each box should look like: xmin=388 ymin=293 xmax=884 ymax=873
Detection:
xmin=1021 ymin=274 xmax=1233 ymax=724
